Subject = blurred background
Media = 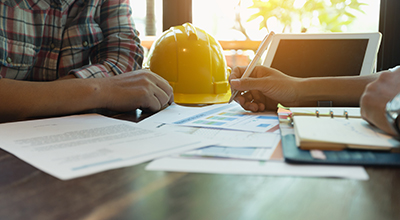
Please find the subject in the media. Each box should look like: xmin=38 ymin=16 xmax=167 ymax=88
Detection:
xmin=128 ymin=0 xmax=397 ymax=71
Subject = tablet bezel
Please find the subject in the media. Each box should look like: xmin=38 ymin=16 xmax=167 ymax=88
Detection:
xmin=262 ymin=32 xmax=382 ymax=76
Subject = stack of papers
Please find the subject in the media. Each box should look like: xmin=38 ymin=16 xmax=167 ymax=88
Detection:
xmin=0 ymin=102 xmax=369 ymax=180
xmin=0 ymin=114 xmax=215 ymax=180
xmin=139 ymin=102 xmax=281 ymax=161
xmin=141 ymin=103 xmax=369 ymax=180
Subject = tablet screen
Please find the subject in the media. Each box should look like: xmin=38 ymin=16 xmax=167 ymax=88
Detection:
xmin=270 ymin=39 xmax=369 ymax=77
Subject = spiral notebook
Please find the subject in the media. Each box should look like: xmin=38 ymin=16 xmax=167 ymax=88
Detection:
xmin=290 ymin=107 xmax=400 ymax=151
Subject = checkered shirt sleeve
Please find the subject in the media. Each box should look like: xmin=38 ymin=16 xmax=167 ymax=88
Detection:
xmin=0 ymin=0 xmax=143 ymax=81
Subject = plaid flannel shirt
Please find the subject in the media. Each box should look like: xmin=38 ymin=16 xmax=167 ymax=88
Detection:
xmin=0 ymin=0 xmax=143 ymax=81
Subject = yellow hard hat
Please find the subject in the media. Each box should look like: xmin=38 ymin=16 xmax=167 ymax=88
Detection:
xmin=144 ymin=23 xmax=231 ymax=104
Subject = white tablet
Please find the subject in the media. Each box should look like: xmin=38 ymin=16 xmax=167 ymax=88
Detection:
xmin=262 ymin=32 xmax=382 ymax=77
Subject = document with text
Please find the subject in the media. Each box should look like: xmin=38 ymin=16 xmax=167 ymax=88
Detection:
xmin=0 ymin=114 xmax=215 ymax=180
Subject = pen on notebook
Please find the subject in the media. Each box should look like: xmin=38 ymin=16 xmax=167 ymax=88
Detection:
xmin=228 ymin=31 xmax=275 ymax=103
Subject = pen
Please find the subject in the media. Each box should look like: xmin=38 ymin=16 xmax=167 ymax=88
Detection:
xmin=228 ymin=31 xmax=275 ymax=103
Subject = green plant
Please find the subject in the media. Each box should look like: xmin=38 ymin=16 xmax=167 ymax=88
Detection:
xmin=247 ymin=0 xmax=367 ymax=33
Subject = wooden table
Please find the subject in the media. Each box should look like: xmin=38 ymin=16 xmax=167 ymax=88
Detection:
xmin=1 ymin=111 xmax=400 ymax=220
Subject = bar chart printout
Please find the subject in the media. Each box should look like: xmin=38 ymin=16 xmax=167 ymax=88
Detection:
xmin=172 ymin=104 xmax=279 ymax=133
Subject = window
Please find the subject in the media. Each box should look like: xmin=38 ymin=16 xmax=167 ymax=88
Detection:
xmin=192 ymin=0 xmax=380 ymax=40
xmin=129 ymin=0 xmax=399 ymax=70
xmin=130 ymin=0 xmax=163 ymax=37
xmin=192 ymin=0 xmax=380 ymax=68
xmin=378 ymin=0 xmax=400 ymax=71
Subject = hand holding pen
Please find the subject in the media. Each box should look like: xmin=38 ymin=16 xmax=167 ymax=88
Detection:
xmin=228 ymin=31 xmax=275 ymax=103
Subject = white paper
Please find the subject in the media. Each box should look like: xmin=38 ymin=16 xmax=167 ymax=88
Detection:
xmin=140 ymin=103 xmax=221 ymax=124
xmin=182 ymin=146 xmax=274 ymax=161
xmin=146 ymin=157 xmax=369 ymax=180
xmin=139 ymin=120 xmax=280 ymax=161
xmin=0 ymin=114 xmax=215 ymax=180
xmin=145 ymin=106 xmax=370 ymax=181
xmin=142 ymin=102 xmax=280 ymax=133
xmin=294 ymin=116 xmax=400 ymax=148
xmin=139 ymin=122 xmax=281 ymax=149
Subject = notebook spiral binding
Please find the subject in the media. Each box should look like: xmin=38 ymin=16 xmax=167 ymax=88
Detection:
xmin=287 ymin=109 xmax=351 ymax=126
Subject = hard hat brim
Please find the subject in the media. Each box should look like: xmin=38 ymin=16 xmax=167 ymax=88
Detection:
xmin=173 ymin=90 xmax=232 ymax=104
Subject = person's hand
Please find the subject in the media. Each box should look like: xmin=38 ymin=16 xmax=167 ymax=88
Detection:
xmin=98 ymin=69 xmax=174 ymax=112
xmin=229 ymin=66 xmax=301 ymax=111
xmin=360 ymin=67 xmax=400 ymax=136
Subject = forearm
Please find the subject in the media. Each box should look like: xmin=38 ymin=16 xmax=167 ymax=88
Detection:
xmin=0 ymin=78 xmax=103 ymax=122
xmin=296 ymin=73 xmax=380 ymax=106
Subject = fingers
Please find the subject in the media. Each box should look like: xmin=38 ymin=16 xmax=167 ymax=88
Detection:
xmin=360 ymin=71 xmax=400 ymax=135
xmin=231 ymin=77 xmax=268 ymax=93
xmin=234 ymin=90 xmax=265 ymax=112
xmin=103 ymin=70 xmax=174 ymax=112
xmin=139 ymin=69 xmax=173 ymax=97
xmin=230 ymin=66 xmax=247 ymax=81
xmin=153 ymin=75 xmax=174 ymax=98
xmin=235 ymin=95 xmax=259 ymax=112
xmin=231 ymin=66 xmax=277 ymax=91
xmin=230 ymin=66 xmax=246 ymax=96
xmin=138 ymin=71 xmax=174 ymax=111
xmin=235 ymin=91 xmax=253 ymax=106
xmin=150 ymin=83 xmax=174 ymax=111
xmin=230 ymin=66 xmax=274 ymax=112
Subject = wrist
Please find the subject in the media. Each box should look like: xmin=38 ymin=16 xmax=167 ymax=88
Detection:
xmin=296 ymin=76 xmax=368 ymax=107
xmin=57 ymin=78 xmax=105 ymax=111
xmin=57 ymin=78 xmax=104 ymax=111
xmin=88 ymin=78 xmax=107 ymax=109
xmin=296 ymin=77 xmax=327 ymax=106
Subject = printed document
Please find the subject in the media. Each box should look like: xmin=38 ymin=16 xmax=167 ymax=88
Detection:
xmin=0 ymin=114 xmax=215 ymax=180
xmin=140 ymin=122 xmax=281 ymax=149
xmin=139 ymin=103 xmax=282 ymax=161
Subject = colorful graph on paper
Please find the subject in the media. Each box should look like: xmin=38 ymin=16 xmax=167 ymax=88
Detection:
xmin=173 ymin=104 xmax=279 ymax=133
